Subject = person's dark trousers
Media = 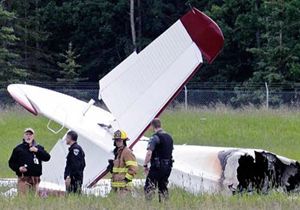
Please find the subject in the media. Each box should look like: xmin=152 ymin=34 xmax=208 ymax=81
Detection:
xmin=67 ymin=177 xmax=83 ymax=194
xmin=144 ymin=165 xmax=172 ymax=202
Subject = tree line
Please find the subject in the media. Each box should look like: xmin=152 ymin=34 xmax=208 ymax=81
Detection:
xmin=0 ymin=0 xmax=299 ymax=89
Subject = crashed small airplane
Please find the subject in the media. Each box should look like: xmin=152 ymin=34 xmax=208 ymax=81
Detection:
xmin=7 ymin=7 xmax=300 ymax=195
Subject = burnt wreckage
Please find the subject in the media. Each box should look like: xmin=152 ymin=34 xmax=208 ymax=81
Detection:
xmin=219 ymin=149 xmax=300 ymax=194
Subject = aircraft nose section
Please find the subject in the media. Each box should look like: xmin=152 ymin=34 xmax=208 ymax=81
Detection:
xmin=7 ymin=84 xmax=38 ymax=115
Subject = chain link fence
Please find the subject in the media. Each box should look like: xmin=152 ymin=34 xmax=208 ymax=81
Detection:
xmin=2 ymin=81 xmax=300 ymax=109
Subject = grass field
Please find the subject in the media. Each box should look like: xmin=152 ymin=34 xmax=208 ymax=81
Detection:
xmin=0 ymin=190 xmax=299 ymax=210
xmin=1 ymin=106 xmax=300 ymax=209
xmin=162 ymin=106 xmax=300 ymax=160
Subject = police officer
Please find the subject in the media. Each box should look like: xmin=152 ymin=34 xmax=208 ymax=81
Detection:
xmin=143 ymin=118 xmax=174 ymax=202
xmin=64 ymin=130 xmax=86 ymax=194
xmin=110 ymin=130 xmax=138 ymax=195
xmin=8 ymin=128 xmax=51 ymax=196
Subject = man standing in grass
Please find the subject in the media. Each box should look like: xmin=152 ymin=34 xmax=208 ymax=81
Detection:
xmin=8 ymin=128 xmax=51 ymax=196
xmin=143 ymin=118 xmax=174 ymax=202
xmin=64 ymin=130 xmax=86 ymax=194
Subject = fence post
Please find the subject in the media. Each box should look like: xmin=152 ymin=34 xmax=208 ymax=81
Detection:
xmin=184 ymin=85 xmax=188 ymax=110
xmin=265 ymin=82 xmax=269 ymax=109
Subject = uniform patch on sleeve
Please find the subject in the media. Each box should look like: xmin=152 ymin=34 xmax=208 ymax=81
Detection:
xmin=73 ymin=149 xmax=80 ymax=156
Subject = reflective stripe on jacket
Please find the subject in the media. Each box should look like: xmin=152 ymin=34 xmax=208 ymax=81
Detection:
xmin=111 ymin=146 xmax=138 ymax=188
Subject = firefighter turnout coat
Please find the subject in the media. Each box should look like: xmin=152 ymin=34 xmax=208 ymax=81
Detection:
xmin=111 ymin=146 xmax=138 ymax=189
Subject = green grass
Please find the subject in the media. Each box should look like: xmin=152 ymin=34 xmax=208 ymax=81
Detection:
xmin=160 ymin=106 xmax=300 ymax=160
xmin=0 ymin=189 xmax=299 ymax=210
xmin=1 ymin=106 xmax=300 ymax=209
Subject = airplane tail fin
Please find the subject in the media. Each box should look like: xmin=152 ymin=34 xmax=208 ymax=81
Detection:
xmin=99 ymin=8 xmax=224 ymax=147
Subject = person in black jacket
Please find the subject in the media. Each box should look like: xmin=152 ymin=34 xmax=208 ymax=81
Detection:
xmin=8 ymin=128 xmax=51 ymax=196
xmin=143 ymin=118 xmax=174 ymax=202
xmin=64 ymin=130 xmax=86 ymax=194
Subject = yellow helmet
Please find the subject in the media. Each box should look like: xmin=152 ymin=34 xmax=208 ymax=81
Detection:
xmin=113 ymin=130 xmax=128 ymax=141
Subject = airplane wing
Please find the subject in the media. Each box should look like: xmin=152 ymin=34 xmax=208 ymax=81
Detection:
xmin=7 ymin=84 xmax=117 ymax=187
xmin=99 ymin=8 xmax=224 ymax=147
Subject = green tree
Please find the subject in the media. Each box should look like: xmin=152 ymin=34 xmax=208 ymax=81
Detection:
xmin=40 ymin=0 xmax=133 ymax=81
xmin=9 ymin=0 xmax=55 ymax=81
xmin=193 ymin=0 xmax=260 ymax=83
xmin=4 ymin=0 xmax=298 ymax=86
xmin=57 ymin=42 xmax=81 ymax=81
xmin=0 ymin=4 xmax=25 ymax=82
xmin=248 ymin=0 xmax=300 ymax=85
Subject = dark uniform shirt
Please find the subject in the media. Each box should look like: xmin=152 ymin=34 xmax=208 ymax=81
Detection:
xmin=147 ymin=134 xmax=160 ymax=152
xmin=64 ymin=142 xmax=86 ymax=180
xmin=8 ymin=140 xmax=51 ymax=177
xmin=147 ymin=129 xmax=174 ymax=164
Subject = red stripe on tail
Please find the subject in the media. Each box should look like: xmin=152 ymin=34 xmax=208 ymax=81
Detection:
xmin=181 ymin=8 xmax=224 ymax=64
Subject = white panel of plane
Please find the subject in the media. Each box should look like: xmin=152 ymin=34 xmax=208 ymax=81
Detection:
xmin=99 ymin=21 xmax=202 ymax=144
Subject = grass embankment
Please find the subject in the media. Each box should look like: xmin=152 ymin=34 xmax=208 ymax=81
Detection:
xmin=1 ymin=106 xmax=300 ymax=209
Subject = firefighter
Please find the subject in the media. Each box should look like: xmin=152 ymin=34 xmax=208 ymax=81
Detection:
xmin=8 ymin=128 xmax=51 ymax=196
xmin=143 ymin=118 xmax=174 ymax=202
xmin=64 ymin=130 xmax=86 ymax=194
xmin=110 ymin=130 xmax=138 ymax=195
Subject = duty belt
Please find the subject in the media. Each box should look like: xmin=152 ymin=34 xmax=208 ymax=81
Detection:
xmin=151 ymin=158 xmax=173 ymax=168
xmin=160 ymin=159 xmax=172 ymax=165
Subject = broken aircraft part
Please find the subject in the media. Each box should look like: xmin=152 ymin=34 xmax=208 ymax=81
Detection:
xmin=219 ymin=149 xmax=300 ymax=194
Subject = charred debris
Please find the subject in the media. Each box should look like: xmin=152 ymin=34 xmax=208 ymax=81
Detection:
xmin=220 ymin=150 xmax=300 ymax=194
